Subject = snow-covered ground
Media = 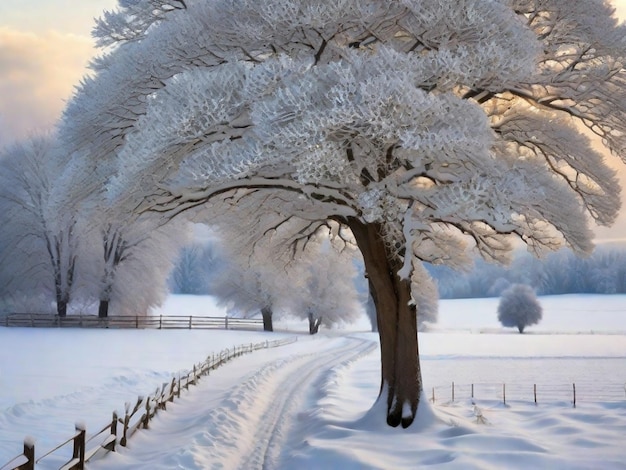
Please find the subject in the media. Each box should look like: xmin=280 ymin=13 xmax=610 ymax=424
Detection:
xmin=1 ymin=294 xmax=626 ymax=469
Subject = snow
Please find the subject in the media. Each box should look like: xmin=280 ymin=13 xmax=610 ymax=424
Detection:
xmin=1 ymin=294 xmax=626 ymax=469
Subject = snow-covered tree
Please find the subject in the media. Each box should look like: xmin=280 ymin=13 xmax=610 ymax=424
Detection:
xmin=208 ymin=226 xmax=301 ymax=332
xmin=488 ymin=277 xmax=512 ymax=298
xmin=497 ymin=284 xmax=542 ymax=333
xmin=169 ymin=241 xmax=218 ymax=295
xmin=210 ymin=257 xmax=286 ymax=332
xmin=59 ymin=0 xmax=626 ymax=427
xmin=79 ymin=215 xmax=191 ymax=316
xmin=0 ymin=136 xmax=81 ymax=316
xmin=284 ymin=240 xmax=362 ymax=334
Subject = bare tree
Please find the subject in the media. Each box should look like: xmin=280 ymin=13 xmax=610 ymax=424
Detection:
xmin=59 ymin=0 xmax=626 ymax=427
xmin=497 ymin=284 xmax=543 ymax=333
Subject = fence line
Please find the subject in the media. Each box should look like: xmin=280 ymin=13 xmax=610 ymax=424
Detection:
xmin=0 ymin=337 xmax=297 ymax=470
xmin=3 ymin=314 xmax=263 ymax=330
xmin=429 ymin=381 xmax=626 ymax=406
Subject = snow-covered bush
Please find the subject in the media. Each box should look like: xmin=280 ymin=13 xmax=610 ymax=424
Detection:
xmin=497 ymin=284 xmax=542 ymax=333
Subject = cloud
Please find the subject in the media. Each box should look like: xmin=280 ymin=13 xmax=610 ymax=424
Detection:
xmin=0 ymin=27 xmax=95 ymax=149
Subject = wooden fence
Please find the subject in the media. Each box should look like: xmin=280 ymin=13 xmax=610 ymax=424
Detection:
xmin=3 ymin=314 xmax=263 ymax=330
xmin=430 ymin=381 xmax=626 ymax=407
xmin=0 ymin=337 xmax=297 ymax=470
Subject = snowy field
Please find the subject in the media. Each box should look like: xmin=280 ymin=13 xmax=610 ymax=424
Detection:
xmin=1 ymin=294 xmax=625 ymax=469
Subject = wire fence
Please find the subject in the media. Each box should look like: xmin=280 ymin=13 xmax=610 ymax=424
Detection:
xmin=429 ymin=381 xmax=626 ymax=407
xmin=0 ymin=337 xmax=297 ymax=470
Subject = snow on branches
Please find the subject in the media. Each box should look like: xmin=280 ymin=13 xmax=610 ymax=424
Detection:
xmin=60 ymin=0 xmax=626 ymax=282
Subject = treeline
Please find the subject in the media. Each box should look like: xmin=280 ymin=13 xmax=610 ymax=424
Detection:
xmin=427 ymin=246 xmax=626 ymax=299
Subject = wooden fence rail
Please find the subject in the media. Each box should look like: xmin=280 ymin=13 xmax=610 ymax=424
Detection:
xmin=3 ymin=314 xmax=264 ymax=330
xmin=0 ymin=337 xmax=297 ymax=470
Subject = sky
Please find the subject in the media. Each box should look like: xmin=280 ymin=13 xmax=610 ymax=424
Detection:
xmin=1 ymin=1 xmax=626 ymax=242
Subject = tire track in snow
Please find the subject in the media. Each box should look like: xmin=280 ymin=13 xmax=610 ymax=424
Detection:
xmin=240 ymin=336 xmax=375 ymax=470
xmin=89 ymin=335 xmax=376 ymax=470
xmin=183 ymin=336 xmax=375 ymax=469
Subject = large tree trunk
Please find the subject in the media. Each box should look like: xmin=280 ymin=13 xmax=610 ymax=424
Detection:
xmin=348 ymin=218 xmax=422 ymax=428
xmin=261 ymin=306 xmax=273 ymax=332
xmin=98 ymin=300 xmax=110 ymax=318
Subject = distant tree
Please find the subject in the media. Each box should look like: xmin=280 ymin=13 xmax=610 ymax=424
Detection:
xmin=285 ymin=240 xmax=362 ymax=334
xmin=0 ymin=136 xmax=81 ymax=316
xmin=169 ymin=241 xmax=218 ymax=295
xmin=0 ymin=134 xmax=191 ymax=318
xmin=52 ymin=107 xmax=194 ymax=317
xmin=74 ymin=216 xmax=190 ymax=317
xmin=431 ymin=247 xmax=626 ymax=299
xmin=487 ymin=277 xmax=511 ymax=298
xmin=209 ymin=237 xmax=295 ymax=332
xmin=497 ymin=284 xmax=543 ymax=333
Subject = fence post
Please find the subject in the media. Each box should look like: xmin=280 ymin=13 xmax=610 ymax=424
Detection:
xmin=143 ymin=399 xmax=151 ymax=429
xmin=503 ymin=383 xmax=506 ymax=405
xmin=471 ymin=384 xmax=474 ymax=399
xmin=121 ymin=411 xmax=130 ymax=447
xmin=225 ymin=316 xmax=229 ymax=329
xmin=169 ymin=377 xmax=176 ymax=402
xmin=159 ymin=315 xmax=162 ymax=329
xmin=189 ymin=316 xmax=192 ymax=329
xmin=135 ymin=316 xmax=139 ymax=329
xmin=573 ymin=383 xmax=576 ymax=408
xmin=431 ymin=387 xmax=435 ymax=403
xmin=452 ymin=382 xmax=455 ymax=402
xmin=22 ymin=439 xmax=35 ymax=470
xmin=109 ymin=412 xmax=118 ymax=452
xmin=73 ymin=423 xmax=86 ymax=469
xmin=534 ymin=384 xmax=537 ymax=404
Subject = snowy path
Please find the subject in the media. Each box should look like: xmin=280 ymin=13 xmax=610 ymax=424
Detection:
xmin=89 ymin=335 xmax=376 ymax=470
